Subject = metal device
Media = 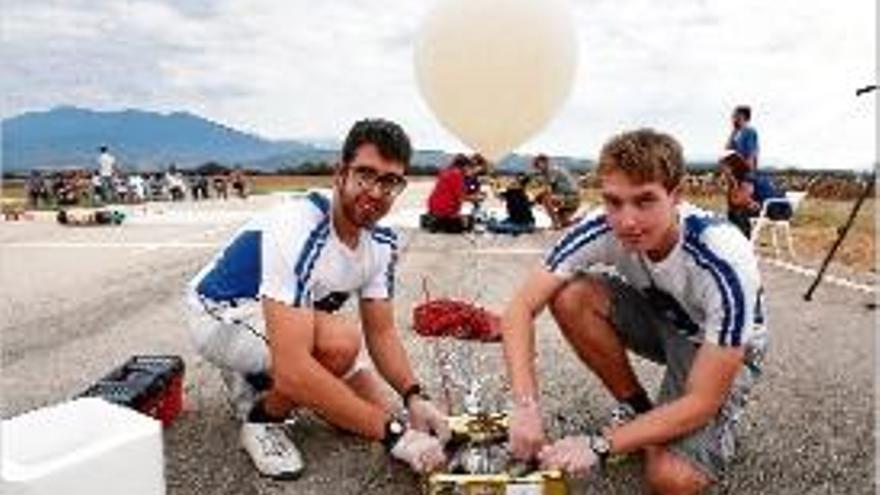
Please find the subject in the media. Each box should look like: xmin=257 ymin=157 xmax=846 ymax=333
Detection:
xmin=424 ymin=413 xmax=567 ymax=495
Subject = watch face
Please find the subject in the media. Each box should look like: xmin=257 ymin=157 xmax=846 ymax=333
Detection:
xmin=592 ymin=435 xmax=611 ymax=455
xmin=390 ymin=420 xmax=404 ymax=435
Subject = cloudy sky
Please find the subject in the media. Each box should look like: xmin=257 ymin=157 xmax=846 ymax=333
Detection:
xmin=2 ymin=0 xmax=876 ymax=169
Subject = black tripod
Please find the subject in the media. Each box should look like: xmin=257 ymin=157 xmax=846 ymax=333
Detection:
xmin=803 ymin=84 xmax=877 ymax=301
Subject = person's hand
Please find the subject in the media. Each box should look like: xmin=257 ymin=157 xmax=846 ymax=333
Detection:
xmin=509 ymin=396 xmax=546 ymax=460
xmin=538 ymin=435 xmax=598 ymax=478
xmin=389 ymin=429 xmax=447 ymax=473
xmin=407 ymin=397 xmax=451 ymax=443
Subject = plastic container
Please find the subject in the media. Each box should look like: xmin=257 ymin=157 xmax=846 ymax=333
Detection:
xmin=1 ymin=397 xmax=165 ymax=495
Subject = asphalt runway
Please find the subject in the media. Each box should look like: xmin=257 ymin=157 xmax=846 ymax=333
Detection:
xmin=1 ymin=184 xmax=875 ymax=494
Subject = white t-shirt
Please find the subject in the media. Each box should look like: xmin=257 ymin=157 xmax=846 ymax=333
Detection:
xmin=544 ymin=202 xmax=767 ymax=349
xmin=189 ymin=191 xmax=398 ymax=312
xmin=98 ymin=151 xmax=116 ymax=177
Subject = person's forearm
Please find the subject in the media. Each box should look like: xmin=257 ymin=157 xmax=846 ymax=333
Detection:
xmin=607 ymin=395 xmax=717 ymax=454
xmin=365 ymin=326 xmax=418 ymax=397
xmin=502 ymin=302 xmax=540 ymax=400
xmin=274 ymin=355 xmax=388 ymax=439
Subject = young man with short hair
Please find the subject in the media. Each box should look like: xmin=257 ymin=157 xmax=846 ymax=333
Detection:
xmin=187 ymin=119 xmax=449 ymax=479
xmin=502 ymin=129 xmax=767 ymax=494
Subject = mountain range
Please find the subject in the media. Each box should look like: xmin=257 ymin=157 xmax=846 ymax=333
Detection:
xmin=0 ymin=106 xmax=591 ymax=173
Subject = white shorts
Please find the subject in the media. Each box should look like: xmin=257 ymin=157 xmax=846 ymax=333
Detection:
xmin=185 ymin=294 xmax=369 ymax=380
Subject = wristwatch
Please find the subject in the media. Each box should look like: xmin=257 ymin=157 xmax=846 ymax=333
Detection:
xmin=381 ymin=416 xmax=406 ymax=452
xmin=588 ymin=434 xmax=612 ymax=466
xmin=402 ymin=383 xmax=430 ymax=408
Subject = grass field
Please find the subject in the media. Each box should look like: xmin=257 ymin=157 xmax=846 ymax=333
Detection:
xmin=2 ymin=175 xmax=874 ymax=273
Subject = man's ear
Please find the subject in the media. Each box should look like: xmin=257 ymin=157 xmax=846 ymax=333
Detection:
xmin=334 ymin=161 xmax=347 ymax=187
xmin=670 ymin=183 xmax=683 ymax=205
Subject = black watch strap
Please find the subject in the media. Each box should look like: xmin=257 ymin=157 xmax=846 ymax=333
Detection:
xmin=402 ymin=383 xmax=430 ymax=407
xmin=381 ymin=417 xmax=406 ymax=452
xmin=589 ymin=434 xmax=612 ymax=466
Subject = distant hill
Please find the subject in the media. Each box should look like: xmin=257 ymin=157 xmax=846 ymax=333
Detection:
xmin=0 ymin=105 xmax=593 ymax=174
xmin=1 ymin=106 xmax=313 ymax=172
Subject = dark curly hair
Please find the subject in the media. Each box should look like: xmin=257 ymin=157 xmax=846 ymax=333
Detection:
xmin=341 ymin=118 xmax=412 ymax=169
xmin=597 ymin=128 xmax=684 ymax=192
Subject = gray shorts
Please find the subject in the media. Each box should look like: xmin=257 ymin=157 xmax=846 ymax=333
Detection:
xmin=602 ymin=275 xmax=763 ymax=481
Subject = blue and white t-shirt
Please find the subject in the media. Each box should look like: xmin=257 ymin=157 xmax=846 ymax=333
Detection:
xmin=544 ymin=203 xmax=767 ymax=349
xmin=189 ymin=191 xmax=398 ymax=313
xmin=731 ymin=125 xmax=759 ymax=165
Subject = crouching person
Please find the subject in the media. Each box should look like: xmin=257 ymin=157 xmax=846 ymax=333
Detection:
xmin=502 ymin=129 xmax=767 ymax=494
xmin=186 ymin=119 xmax=449 ymax=479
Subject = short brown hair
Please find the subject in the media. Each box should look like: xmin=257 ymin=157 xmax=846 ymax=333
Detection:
xmin=596 ymin=128 xmax=684 ymax=191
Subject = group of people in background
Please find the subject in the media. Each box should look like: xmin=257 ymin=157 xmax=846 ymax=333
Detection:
xmin=421 ymin=151 xmax=582 ymax=235
xmin=24 ymin=146 xmax=250 ymax=209
xmin=420 ymin=104 xmax=789 ymax=243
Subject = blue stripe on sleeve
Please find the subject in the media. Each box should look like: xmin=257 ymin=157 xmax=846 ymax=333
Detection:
xmin=196 ymin=231 xmax=262 ymax=302
xmin=293 ymin=218 xmax=330 ymax=306
xmin=306 ymin=191 xmax=330 ymax=214
xmin=371 ymin=230 xmax=398 ymax=297
xmin=683 ymin=236 xmax=746 ymax=346
xmin=545 ymin=215 xmax=609 ymax=270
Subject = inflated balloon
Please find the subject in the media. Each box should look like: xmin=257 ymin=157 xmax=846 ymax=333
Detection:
xmin=414 ymin=0 xmax=578 ymax=162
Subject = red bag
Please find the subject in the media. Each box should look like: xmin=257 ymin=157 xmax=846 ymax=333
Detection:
xmin=412 ymin=279 xmax=501 ymax=342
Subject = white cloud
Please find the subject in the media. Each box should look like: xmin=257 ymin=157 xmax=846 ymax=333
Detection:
xmin=1 ymin=0 xmax=875 ymax=169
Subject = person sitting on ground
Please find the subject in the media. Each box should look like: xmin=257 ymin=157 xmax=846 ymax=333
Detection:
xmin=531 ymin=154 xmax=581 ymax=229
xmin=166 ymin=167 xmax=186 ymax=201
xmin=465 ymin=153 xmax=490 ymax=221
xmin=186 ymin=118 xmax=448 ymax=480
xmin=213 ymin=174 xmax=229 ymax=200
xmin=720 ymin=151 xmax=789 ymax=239
xmin=231 ymin=168 xmax=248 ymax=198
xmin=26 ymin=170 xmax=48 ymax=209
xmin=502 ymin=128 xmax=767 ymax=494
xmin=487 ymin=173 xmax=536 ymax=235
xmin=421 ymin=153 xmax=482 ymax=233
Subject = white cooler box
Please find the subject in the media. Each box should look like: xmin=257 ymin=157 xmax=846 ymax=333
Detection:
xmin=1 ymin=397 xmax=165 ymax=495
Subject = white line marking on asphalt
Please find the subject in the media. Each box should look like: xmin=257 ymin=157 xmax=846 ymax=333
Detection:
xmin=1 ymin=241 xmax=218 ymax=249
xmin=453 ymin=247 xmax=544 ymax=255
xmin=760 ymin=257 xmax=876 ymax=294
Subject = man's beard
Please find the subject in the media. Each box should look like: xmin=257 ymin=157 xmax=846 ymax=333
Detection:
xmin=343 ymin=195 xmax=386 ymax=228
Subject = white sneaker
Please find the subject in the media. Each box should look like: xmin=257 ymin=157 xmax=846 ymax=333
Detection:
xmin=240 ymin=422 xmax=305 ymax=479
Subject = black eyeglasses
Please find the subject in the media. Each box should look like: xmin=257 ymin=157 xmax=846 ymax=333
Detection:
xmin=349 ymin=165 xmax=407 ymax=197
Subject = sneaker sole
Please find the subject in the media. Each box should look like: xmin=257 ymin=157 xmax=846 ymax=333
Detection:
xmin=261 ymin=467 xmax=304 ymax=481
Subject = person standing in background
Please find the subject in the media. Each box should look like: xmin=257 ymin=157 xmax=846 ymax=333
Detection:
xmin=97 ymin=145 xmax=117 ymax=203
xmin=725 ymin=105 xmax=759 ymax=170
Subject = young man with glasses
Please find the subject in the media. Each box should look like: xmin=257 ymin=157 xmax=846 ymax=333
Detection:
xmin=186 ymin=119 xmax=449 ymax=479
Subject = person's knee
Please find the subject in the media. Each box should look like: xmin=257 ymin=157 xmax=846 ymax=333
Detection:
xmin=549 ymin=276 xmax=610 ymax=325
xmin=314 ymin=320 xmax=361 ymax=377
xmin=645 ymin=448 xmax=713 ymax=495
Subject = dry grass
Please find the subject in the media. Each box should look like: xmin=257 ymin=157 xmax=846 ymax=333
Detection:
xmin=1 ymin=180 xmax=26 ymax=202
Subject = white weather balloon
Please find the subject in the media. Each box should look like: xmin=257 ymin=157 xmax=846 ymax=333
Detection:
xmin=414 ymin=0 xmax=578 ymax=162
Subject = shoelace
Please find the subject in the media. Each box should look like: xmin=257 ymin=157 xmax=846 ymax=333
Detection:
xmin=256 ymin=426 xmax=292 ymax=458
